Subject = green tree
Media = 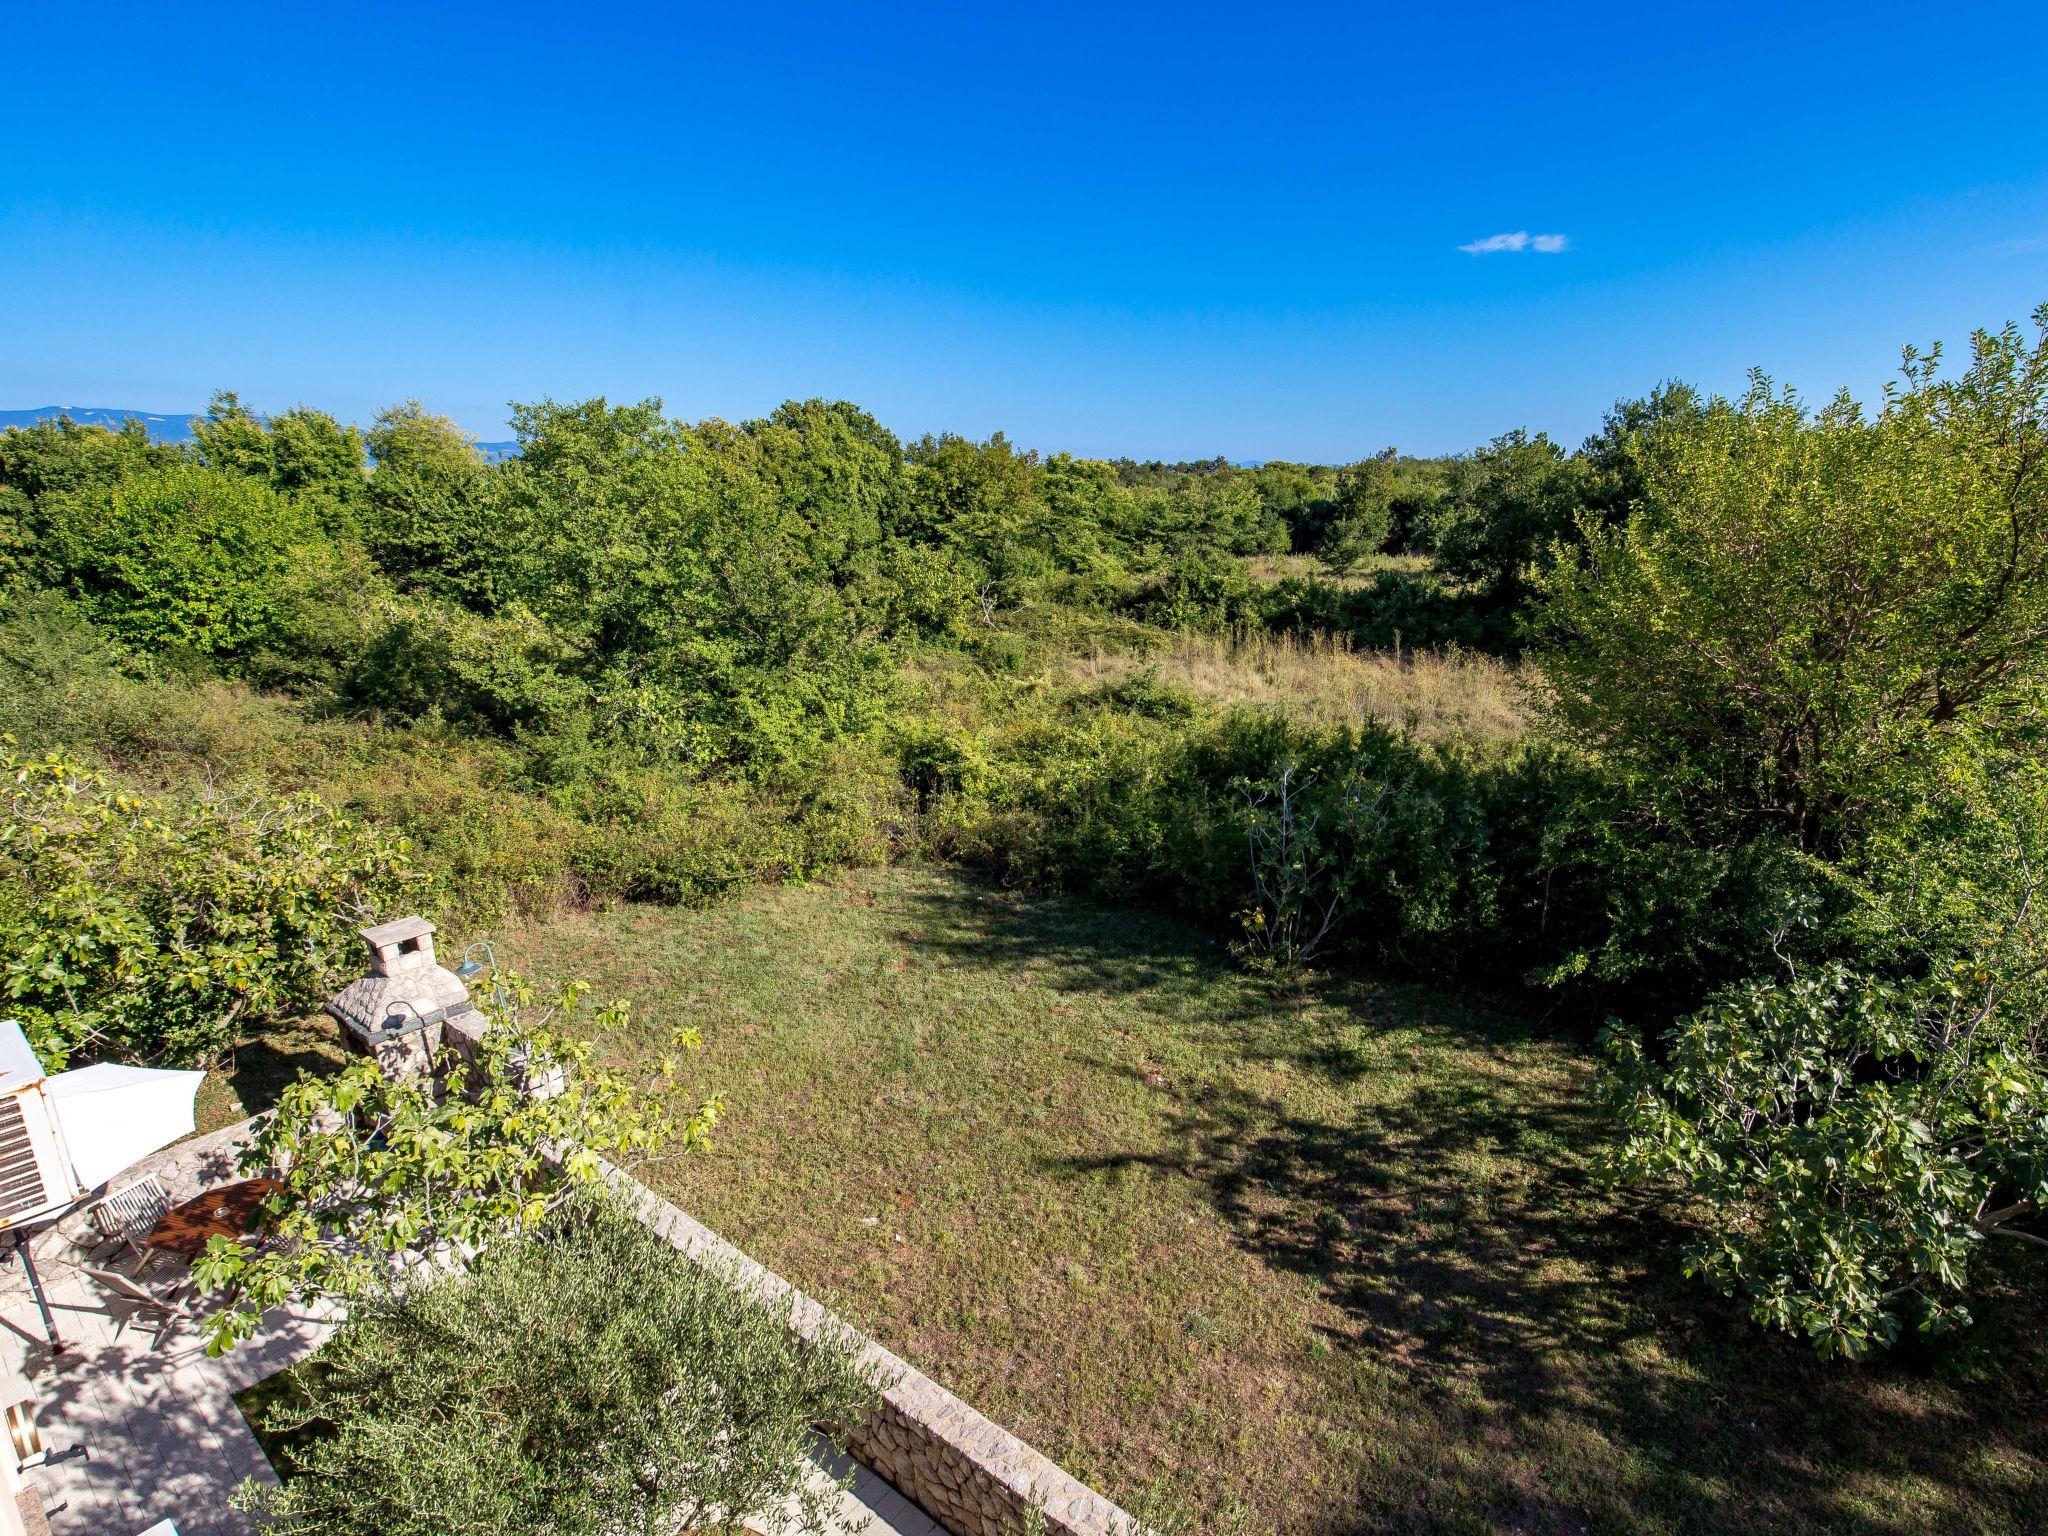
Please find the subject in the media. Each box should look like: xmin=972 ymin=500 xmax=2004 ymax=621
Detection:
xmin=363 ymin=400 xmax=495 ymax=598
xmin=1540 ymin=311 xmax=2048 ymax=850
xmin=1319 ymin=450 xmax=1399 ymax=573
xmin=1432 ymin=429 xmax=1584 ymax=604
xmin=267 ymin=404 xmax=370 ymax=520
xmin=234 ymin=1193 xmax=876 ymax=1536
xmin=0 ymin=749 xmax=421 ymax=1067
xmin=0 ymin=415 xmax=181 ymax=585
xmin=903 ymin=431 xmax=1049 ymax=595
xmin=746 ymin=398 xmax=904 ymax=568
xmin=194 ymin=977 xmax=721 ymax=1352
xmin=190 ymin=391 xmax=276 ymax=480
xmin=1249 ymin=461 xmax=1338 ymax=550
xmin=1147 ymin=467 xmax=1288 ymax=557
xmin=1603 ymin=762 xmax=2048 ymax=1356
xmin=401 ymin=398 xmax=889 ymax=765
xmin=41 ymin=462 xmax=322 ymax=655
xmin=191 ymin=392 xmax=369 ymax=535
xmin=1576 ymin=381 xmax=1705 ymax=524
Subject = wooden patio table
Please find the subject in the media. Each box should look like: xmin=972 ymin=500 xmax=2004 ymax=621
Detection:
xmin=144 ymin=1177 xmax=280 ymax=1259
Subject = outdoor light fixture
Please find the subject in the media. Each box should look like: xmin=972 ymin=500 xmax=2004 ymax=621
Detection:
xmin=455 ymin=940 xmax=509 ymax=1012
xmin=454 ymin=939 xmax=497 ymax=985
xmin=5 ymin=1399 xmax=44 ymax=1471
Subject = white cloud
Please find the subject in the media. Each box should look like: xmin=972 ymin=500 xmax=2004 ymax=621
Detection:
xmin=1459 ymin=230 xmax=1570 ymax=255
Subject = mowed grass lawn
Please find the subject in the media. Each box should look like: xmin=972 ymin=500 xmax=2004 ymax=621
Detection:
xmin=509 ymin=866 xmax=2045 ymax=1536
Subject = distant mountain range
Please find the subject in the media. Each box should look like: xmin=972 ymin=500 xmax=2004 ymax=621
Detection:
xmin=0 ymin=405 xmax=519 ymax=462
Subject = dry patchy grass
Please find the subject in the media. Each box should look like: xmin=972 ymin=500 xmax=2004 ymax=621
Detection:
xmin=1066 ymin=631 xmax=1534 ymax=744
xmin=506 ymin=867 xmax=2046 ymax=1536
xmin=1241 ymin=552 xmax=1433 ymax=586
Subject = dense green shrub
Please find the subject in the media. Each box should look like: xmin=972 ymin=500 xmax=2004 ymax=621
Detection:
xmin=0 ymin=748 xmax=421 ymax=1067
xmin=1604 ymin=760 xmax=2048 ymax=1354
xmin=1260 ymin=569 xmax=1519 ymax=654
xmin=1567 ymin=313 xmax=2048 ymax=1350
xmin=347 ymin=595 xmax=589 ymax=735
xmin=41 ymin=462 xmax=323 ymax=656
xmin=565 ymin=749 xmax=893 ymax=904
xmin=235 ymin=1194 xmax=875 ymax=1536
xmin=1145 ymin=547 xmax=1260 ymax=629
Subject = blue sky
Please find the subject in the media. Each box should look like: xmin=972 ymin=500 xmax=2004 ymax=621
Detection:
xmin=3 ymin=1 xmax=2045 ymax=459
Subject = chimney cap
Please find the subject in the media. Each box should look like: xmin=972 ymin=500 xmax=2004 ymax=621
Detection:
xmin=360 ymin=916 xmax=436 ymax=949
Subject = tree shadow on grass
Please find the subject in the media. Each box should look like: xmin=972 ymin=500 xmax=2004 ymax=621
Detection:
xmin=222 ymin=1015 xmax=349 ymax=1116
xmin=893 ymin=872 xmax=2047 ymax=1536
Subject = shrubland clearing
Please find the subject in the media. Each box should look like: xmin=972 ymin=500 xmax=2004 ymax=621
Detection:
xmin=11 ymin=308 xmax=2048 ymax=1536
xmin=511 ymin=866 xmax=2047 ymax=1536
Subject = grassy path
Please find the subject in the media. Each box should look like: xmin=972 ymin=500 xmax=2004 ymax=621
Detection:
xmin=509 ymin=866 xmax=2044 ymax=1536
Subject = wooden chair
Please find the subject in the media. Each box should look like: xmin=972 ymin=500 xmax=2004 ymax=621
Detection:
xmin=79 ymin=1265 xmax=190 ymax=1347
xmin=77 ymin=1175 xmax=173 ymax=1269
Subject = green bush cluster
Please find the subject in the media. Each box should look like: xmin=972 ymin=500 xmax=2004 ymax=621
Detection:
xmin=0 ymin=747 xmax=422 ymax=1067
xmin=4 ymin=306 xmax=2047 ymax=1354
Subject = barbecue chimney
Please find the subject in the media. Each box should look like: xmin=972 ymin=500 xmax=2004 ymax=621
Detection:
xmin=324 ymin=917 xmax=479 ymax=1079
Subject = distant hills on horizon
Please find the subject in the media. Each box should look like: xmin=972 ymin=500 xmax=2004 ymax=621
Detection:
xmin=2 ymin=404 xmax=1286 ymax=470
xmin=0 ymin=405 xmax=520 ymax=462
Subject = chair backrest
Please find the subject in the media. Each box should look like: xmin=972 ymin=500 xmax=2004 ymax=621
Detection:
xmin=80 ymin=1266 xmax=183 ymax=1315
xmin=90 ymin=1176 xmax=172 ymax=1244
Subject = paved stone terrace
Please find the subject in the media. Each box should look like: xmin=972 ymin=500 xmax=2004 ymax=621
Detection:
xmin=0 ymin=1118 xmax=950 ymax=1535
xmin=0 ymin=1257 xmax=336 ymax=1536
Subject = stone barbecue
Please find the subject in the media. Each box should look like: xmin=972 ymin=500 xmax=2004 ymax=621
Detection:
xmin=323 ymin=917 xmax=482 ymax=1078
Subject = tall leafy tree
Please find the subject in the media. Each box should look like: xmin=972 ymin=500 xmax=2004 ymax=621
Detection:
xmin=0 ymin=415 xmax=180 ymax=585
xmin=746 ymin=397 xmax=904 ymax=569
xmin=1540 ymin=311 xmax=2048 ymax=850
xmin=363 ymin=399 xmax=493 ymax=595
xmin=193 ymin=391 xmax=369 ymax=533
xmin=1319 ymin=450 xmax=1400 ymax=572
xmin=41 ymin=462 xmax=322 ymax=655
xmin=1432 ymin=429 xmax=1585 ymax=604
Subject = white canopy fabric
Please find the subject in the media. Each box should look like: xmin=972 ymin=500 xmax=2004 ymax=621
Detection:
xmin=43 ymin=1061 xmax=204 ymax=1191
xmin=0 ymin=1020 xmax=43 ymax=1092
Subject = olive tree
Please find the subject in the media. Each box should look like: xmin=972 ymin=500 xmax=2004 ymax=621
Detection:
xmin=236 ymin=1193 xmax=878 ymax=1536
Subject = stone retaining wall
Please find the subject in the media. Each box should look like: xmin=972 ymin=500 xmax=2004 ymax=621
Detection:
xmin=605 ymin=1163 xmax=1145 ymax=1536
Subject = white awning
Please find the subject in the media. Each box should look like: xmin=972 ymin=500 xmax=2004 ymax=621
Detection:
xmin=43 ymin=1061 xmax=204 ymax=1191
xmin=0 ymin=1020 xmax=43 ymax=1092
